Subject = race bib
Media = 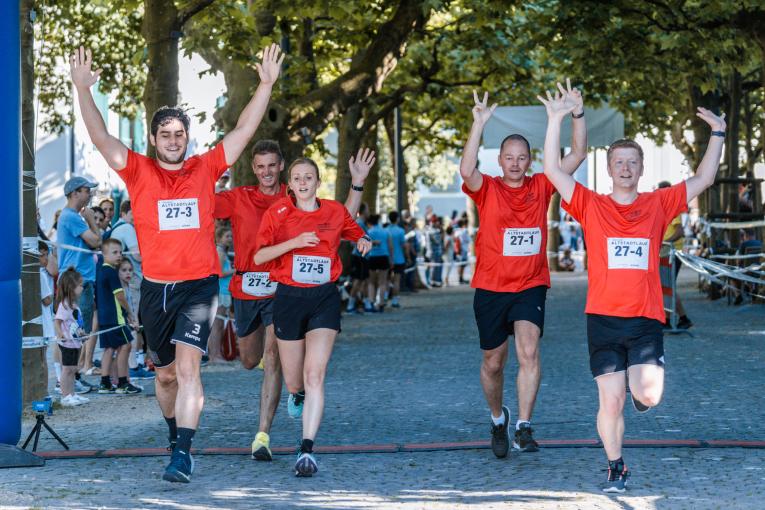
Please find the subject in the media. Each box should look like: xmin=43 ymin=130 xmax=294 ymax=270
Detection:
xmin=241 ymin=271 xmax=277 ymax=297
xmin=158 ymin=199 xmax=200 ymax=231
xmin=503 ymin=227 xmax=542 ymax=256
xmin=607 ymin=238 xmax=649 ymax=270
xmin=292 ymin=255 xmax=331 ymax=285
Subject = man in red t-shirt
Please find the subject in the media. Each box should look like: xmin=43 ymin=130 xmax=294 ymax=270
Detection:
xmin=214 ymin=141 xmax=373 ymax=462
xmin=70 ymin=44 xmax=284 ymax=483
xmin=540 ymin=83 xmax=725 ymax=492
xmin=460 ymin=85 xmax=587 ymax=458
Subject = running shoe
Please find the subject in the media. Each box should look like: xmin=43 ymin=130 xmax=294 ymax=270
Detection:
xmin=294 ymin=449 xmax=318 ymax=477
xmin=167 ymin=440 xmax=177 ymax=452
xmin=251 ymin=432 xmax=273 ymax=461
xmin=163 ymin=449 xmax=195 ymax=483
xmin=98 ymin=382 xmax=115 ymax=394
xmin=74 ymin=379 xmax=93 ymax=394
xmin=391 ymin=298 xmax=400 ymax=308
xmin=60 ymin=394 xmax=83 ymax=407
xmin=115 ymin=382 xmax=142 ymax=395
xmin=288 ymin=392 xmax=305 ymax=419
xmin=603 ymin=464 xmax=630 ymax=493
xmin=363 ymin=304 xmax=378 ymax=313
xmin=72 ymin=394 xmax=90 ymax=404
xmin=677 ymin=316 xmax=693 ymax=329
xmin=630 ymin=392 xmax=650 ymax=413
xmin=512 ymin=422 xmax=539 ymax=452
xmin=490 ymin=406 xmax=510 ymax=458
xmin=54 ymin=382 xmax=61 ymax=394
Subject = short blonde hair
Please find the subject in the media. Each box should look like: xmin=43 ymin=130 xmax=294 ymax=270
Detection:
xmin=607 ymin=139 xmax=644 ymax=164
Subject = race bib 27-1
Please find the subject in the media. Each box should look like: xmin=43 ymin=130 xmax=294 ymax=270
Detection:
xmin=503 ymin=227 xmax=542 ymax=257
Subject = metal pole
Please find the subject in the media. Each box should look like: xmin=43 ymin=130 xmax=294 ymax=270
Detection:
xmin=394 ymin=106 xmax=405 ymax=211
xmin=0 ymin=0 xmax=22 ymax=445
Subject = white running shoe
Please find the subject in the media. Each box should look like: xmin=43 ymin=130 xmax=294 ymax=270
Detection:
xmin=61 ymin=394 xmax=83 ymax=407
xmin=73 ymin=394 xmax=90 ymax=404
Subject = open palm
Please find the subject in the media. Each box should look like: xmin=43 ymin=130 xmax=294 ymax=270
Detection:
xmin=256 ymin=43 xmax=285 ymax=85
xmin=70 ymin=46 xmax=101 ymax=89
xmin=538 ymin=86 xmax=577 ymax=118
xmin=349 ymin=147 xmax=376 ymax=184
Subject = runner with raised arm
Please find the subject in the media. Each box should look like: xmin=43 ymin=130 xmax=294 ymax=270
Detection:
xmin=214 ymin=144 xmax=374 ymax=461
xmin=70 ymin=44 xmax=283 ymax=483
xmin=460 ymin=84 xmax=586 ymax=458
xmin=539 ymin=83 xmax=725 ymax=492
xmin=254 ymin=158 xmax=372 ymax=477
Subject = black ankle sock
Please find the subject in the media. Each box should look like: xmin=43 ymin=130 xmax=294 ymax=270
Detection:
xmin=301 ymin=439 xmax=314 ymax=453
xmin=75 ymin=372 xmax=81 ymax=381
xmin=294 ymin=391 xmax=305 ymax=404
xmin=101 ymin=376 xmax=111 ymax=386
xmin=608 ymin=457 xmax=624 ymax=470
xmin=118 ymin=376 xmax=128 ymax=386
xmin=164 ymin=417 xmax=177 ymax=442
xmin=177 ymin=428 xmax=195 ymax=453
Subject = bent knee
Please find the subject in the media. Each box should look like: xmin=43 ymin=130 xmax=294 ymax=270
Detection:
xmin=303 ymin=369 xmax=326 ymax=389
xmin=155 ymin=368 xmax=177 ymax=386
xmin=239 ymin=354 xmax=262 ymax=371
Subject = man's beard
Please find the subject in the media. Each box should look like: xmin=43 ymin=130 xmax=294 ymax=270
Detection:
xmin=156 ymin=147 xmax=186 ymax=165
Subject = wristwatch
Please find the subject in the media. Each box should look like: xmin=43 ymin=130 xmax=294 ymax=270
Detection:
xmin=572 ymin=110 xmax=585 ymax=119
xmin=351 ymin=184 xmax=364 ymax=192
xmin=711 ymin=130 xmax=725 ymax=137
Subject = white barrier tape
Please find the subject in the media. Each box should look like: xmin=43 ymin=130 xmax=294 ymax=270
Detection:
xmin=706 ymin=219 xmax=765 ymax=229
xmin=22 ymin=336 xmax=50 ymax=349
xmin=38 ymin=237 xmax=140 ymax=256
xmin=710 ymin=252 xmax=764 ymax=261
xmin=22 ymin=315 xmax=42 ymax=326
xmin=676 ymin=252 xmax=765 ymax=286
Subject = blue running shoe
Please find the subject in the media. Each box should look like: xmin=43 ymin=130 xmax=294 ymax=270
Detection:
xmin=603 ymin=464 xmax=630 ymax=493
xmin=129 ymin=366 xmax=155 ymax=380
xmin=295 ymin=450 xmax=318 ymax=477
xmin=288 ymin=392 xmax=305 ymax=419
xmin=162 ymin=449 xmax=194 ymax=483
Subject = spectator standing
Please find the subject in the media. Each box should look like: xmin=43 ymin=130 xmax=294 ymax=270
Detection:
xmin=54 ymin=268 xmax=90 ymax=407
xmin=58 ymin=176 xmax=101 ymax=390
xmin=366 ymin=214 xmax=393 ymax=311
xmin=387 ymin=211 xmax=407 ymax=308
xmin=208 ymin=226 xmax=234 ymax=363
xmin=99 ymin=198 xmax=115 ymax=227
xmin=346 ymin=203 xmax=370 ymax=314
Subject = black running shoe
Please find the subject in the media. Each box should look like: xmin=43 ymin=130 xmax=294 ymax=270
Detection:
xmin=603 ymin=464 xmax=630 ymax=493
xmin=162 ymin=449 xmax=194 ymax=483
xmin=512 ymin=423 xmax=539 ymax=452
xmin=677 ymin=316 xmax=693 ymax=329
xmin=630 ymin=392 xmax=650 ymax=413
xmin=490 ymin=406 xmax=510 ymax=458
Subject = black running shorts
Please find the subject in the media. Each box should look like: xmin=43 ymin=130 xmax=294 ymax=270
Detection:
xmin=233 ymin=297 xmax=274 ymax=338
xmin=350 ymin=255 xmax=370 ymax=280
xmin=392 ymin=263 xmax=406 ymax=275
xmin=99 ymin=325 xmax=132 ymax=349
xmin=587 ymin=314 xmax=665 ymax=378
xmin=273 ymin=282 xmax=341 ymax=340
xmin=368 ymin=256 xmax=391 ymax=271
xmin=473 ymin=285 xmax=547 ymax=351
xmin=139 ymin=275 xmax=218 ymax=368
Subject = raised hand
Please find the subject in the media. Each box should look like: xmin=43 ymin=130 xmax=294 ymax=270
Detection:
xmin=537 ymin=85 xmax=577 ymax=119
xmin=349 ymin=147 xmax=376 ymax=185
xmin=70 ymin=46 xmax=102 ymax=89
xmin=561 ymin=78 xmax=584 ymax=116
xmin=292 ymin=231 xmax=320 ymax=249
xmin=256 ymin=43 xmax=285 ymax=85
xmin=471 ymin=90 xmax=497 ymax=125
xmin=696 ymin=107 xmax=726 ymax=132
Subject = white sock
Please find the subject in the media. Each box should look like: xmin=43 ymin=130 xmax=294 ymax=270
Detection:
xmin=54 ymin=362 xmax=62 ymax=382
xmin=136 ymin=351 xmax=145 ymax=366
xmin=516 ymin=420 xmax=530 ymax=431
xmin=491 ymin=412 xmax=506 ymax=426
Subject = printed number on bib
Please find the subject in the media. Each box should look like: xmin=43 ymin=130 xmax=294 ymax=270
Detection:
xmin=503 ymin=227 xmax=541 ymax=256
xmin=242 ymin=272 xmax=277 ymax=297
xmin=292 ymin=255 xmax=331 ymax=285
xmin=607 ymin=238 xmax=649 ymax=270
xmin=157 ymin=199 xmax=200 ymax=231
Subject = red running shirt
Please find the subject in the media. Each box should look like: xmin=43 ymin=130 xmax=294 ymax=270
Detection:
xmin=256 ymin=197 xmax=365 ymax=287
xmin=562 ymin=182 xmax=688 ymax=322
xmin=115 ymin=145 xmax=228 ymax=281
xmin=214 ymin=185 xmax=287 ymax=300
xmin=463 ymin=173 xmax=556 ymax=293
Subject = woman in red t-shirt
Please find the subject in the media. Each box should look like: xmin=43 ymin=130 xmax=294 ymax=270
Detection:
xmin=255 ymin=158 xmax=371 ymax=477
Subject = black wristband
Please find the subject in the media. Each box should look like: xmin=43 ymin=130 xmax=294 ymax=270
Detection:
xmin=351 ymin=184 xmax=364 ymax=192
xmin=361 ymin=235 xmax=371 ymax=242
xmin=571 ymin=110 xmax=585 ymax=119
xmin=711 ymin=130 xmax=725 ymax=137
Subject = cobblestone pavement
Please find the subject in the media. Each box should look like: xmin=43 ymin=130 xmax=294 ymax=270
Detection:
xmin=2 ymin=271 xmax=764 ymax=509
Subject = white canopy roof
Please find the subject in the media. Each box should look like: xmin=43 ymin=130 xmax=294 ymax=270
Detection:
xmin=483 ymin=105 xmax=625 ymax=149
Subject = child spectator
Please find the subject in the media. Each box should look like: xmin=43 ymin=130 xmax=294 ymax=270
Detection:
xmin=39 ymin=242 xmax=59 ymax=389
xmin=96 ymin=239 xmax=141 ymax=394
xmin=54 ymin=268 xmax=90 ymax=407
xmin=118 ymin=258 xmax=153 ymax=379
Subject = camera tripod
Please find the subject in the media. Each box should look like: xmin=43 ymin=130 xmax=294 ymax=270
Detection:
xmin=22 ymin=413 xmax=69 ymax=452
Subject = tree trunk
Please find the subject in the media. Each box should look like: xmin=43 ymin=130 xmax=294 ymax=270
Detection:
xmin=21 ymin=0 xmax=47 ymax=404
xmin=383 ymin=111 xmax=409 ymax=211
xmin=360 ymin=125 xmax=380 ymax=212
xmin=142 ymin=0 xmax=182 ymax=157
xmin=547 ymin=193 xmax=561 ymax=272
xmin=335 ymin=104 xmax=364 ymax=204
